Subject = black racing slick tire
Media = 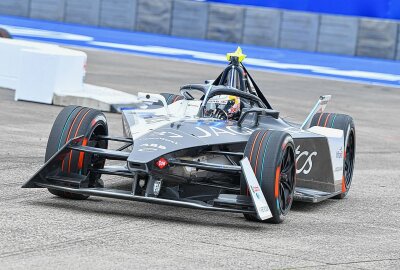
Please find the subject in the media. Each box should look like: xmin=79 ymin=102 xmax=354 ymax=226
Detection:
xmin=310 ymin=113 xmax=356 ymax=199
xmin=0 ymin=27 xmax=12 ymax=38
xmin=241 ymin=130 xmax=296 ymax=224
xmin=45 ymin=106 xmax=108 ymax=200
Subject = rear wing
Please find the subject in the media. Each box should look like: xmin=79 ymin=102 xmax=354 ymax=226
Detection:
xmin=300 ymin=95 xmax=331 ymax=130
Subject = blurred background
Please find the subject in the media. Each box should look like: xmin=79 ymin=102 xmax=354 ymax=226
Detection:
xmin=0 ymin=0 xmax=399 ymax=60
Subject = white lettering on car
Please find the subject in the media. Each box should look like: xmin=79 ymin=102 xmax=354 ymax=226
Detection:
xmin=138 ymin=143 xmax=166 ymax=152
xmin=195 ymin=126 xmax=254 ymax=138
xmin=155 ymin=131 xmax=183 ymax=138
xmin=295 ymin=145 xmax=317 ymax=175
xmin=209 ymin=126 xmax=236 ymax=136
xmin=195 ymin=127 xmax=212 ymax=138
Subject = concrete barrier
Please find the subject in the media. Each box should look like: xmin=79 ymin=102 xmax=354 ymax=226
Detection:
xmin=18 ymin=46 xmax=86 ymax=103
xmin=317 ymin=15 xmax=358 ymax=56
xmin=356 ymin=18 xmax=398 ymax=59
xmin=136 ymin=0 xmax=172 ymax=35
xmin=171 ymin=0 xmax=208 ymax=39
xmin=54 ymin=84 xmax=139 ymax=112
xmin=65 ymin=0 xmax=100 ymax=26
xmin=243 ymin=7 xmax=281 ymax=47
xmin=279 ymin=11 xmax=319 ymax=52
xmin=0 ymin=38 xmax=85 ymax=103
xmin=99 ymin=0 xmax=137 ymax=30
xmin=30 ymin=0 xmax=66 ymax=21
xmin=0 ymin=38 xmax=57 ymax=90
xmin=0 ymin=38 xmax=138 ymax=109
xmin=0 ymin=0 xmax=30 ymax=17
xmin=207 ymin=3 xmax=244 ymax=43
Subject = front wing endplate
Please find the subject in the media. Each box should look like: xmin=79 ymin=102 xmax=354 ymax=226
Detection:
xmin=240 ymin=157 xmax=272 ymax=220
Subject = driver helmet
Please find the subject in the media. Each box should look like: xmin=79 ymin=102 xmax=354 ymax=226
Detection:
xmin=205 ymin=95 xmax=241 ymax=120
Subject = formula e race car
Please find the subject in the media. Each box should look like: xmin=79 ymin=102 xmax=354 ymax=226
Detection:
xmin=23 ymin=48 xmax=356 ymax=223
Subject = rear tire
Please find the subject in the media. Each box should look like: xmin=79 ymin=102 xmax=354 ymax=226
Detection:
xmin=241 ymin=130 xmax=296 ymax=223
xmin=0 ymin=28 xmax=12 ymax=39
xmin=45 ymin=106 xmax=108 ymax=200
xmin=310 ymin=113 xmax=355 ymax=199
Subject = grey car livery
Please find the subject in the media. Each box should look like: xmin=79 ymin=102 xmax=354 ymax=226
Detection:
xmin=23 ymin=48 xmax=355 ymax=223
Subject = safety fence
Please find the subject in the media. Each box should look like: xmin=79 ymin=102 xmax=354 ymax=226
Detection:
xmin=1 ymin=0 xmax=399 ymax=60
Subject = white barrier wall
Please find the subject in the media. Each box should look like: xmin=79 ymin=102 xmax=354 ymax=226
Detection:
xmin=17 ymin=47 xmax=86 ymax=103
xmin=0 ymin=38 xmax=86 ymax=104
xmin=0 ymin=37 xmax=138 ymax=110
xmin=0 ymin=38 xmax=56 ymax=90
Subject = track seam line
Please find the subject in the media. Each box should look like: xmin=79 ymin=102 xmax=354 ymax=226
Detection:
xmin=190 ymin=240 xmax=328 ymax=266
xmin=283 ymin=257 xmax=400 ymax=269
xmin=0 ymin=221 xmax=161 ymax=259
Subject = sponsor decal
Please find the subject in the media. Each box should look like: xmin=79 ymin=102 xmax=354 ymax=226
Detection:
xmin=153 ymin=131 xmax=183 ymax=138
xmin=295 ymin=145 xmax=317 ymax=175
xmin=153 ymin=180 xmax=162 ymax=196
xmin=143 ymin=137 xmax=178 ymax=145
xmin=250 ymin=185 xmax=260 ymax=193
xmin=336 ymin=147 xmax=343 ymax=159
xmin=335 ymin=166 xmax=343 ymax=172
xmin=250 ymin=185 xmax=261 ymax=199
xmin=195 ymin=126 xmax=253 ymax=138
xmin=138 ymin=143 xmax=166 ymax=152
xmin=195 ymin=127 xmax=212 ymax=138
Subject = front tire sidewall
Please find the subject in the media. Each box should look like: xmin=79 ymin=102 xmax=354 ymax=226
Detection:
xmin=242 ymin=130 xmax=296 ymax=223
xmin=45 ymin=106 xmax=108 ymax=199
xmin=337 ymin=123 xmax=355 ymax=199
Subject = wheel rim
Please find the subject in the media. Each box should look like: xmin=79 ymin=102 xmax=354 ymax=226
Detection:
xmin=279 ymin=145 xmax=296 ymax=215
xmin=344 ymin=130 xmax=355 ymax=190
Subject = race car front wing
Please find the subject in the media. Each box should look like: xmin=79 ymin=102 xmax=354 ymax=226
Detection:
xmin=22 ymin=136 xmax=261 ymax=216
xmin=22 ymin=136 xmax=341 ymax=219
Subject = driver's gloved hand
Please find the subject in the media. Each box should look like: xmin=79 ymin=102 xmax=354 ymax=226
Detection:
xmin=212 ymin=109 xmax=228 ymax=120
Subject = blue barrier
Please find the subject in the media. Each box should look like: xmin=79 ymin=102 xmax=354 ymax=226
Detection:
xmin=0 ymin=15 xmax=399 ymax=88
xmin=205 ymin=0 xmax=400 ymax=20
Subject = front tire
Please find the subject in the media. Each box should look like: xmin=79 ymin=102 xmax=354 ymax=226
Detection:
xmin=310 ymin=113 xmax=356 ymax=199
xmin=241 ymin=130 xmax=296 ymax=223
xmin=45 ymin=106 xmax=108 ymax=200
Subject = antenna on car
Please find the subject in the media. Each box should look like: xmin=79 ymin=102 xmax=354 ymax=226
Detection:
xmin=226 ymin=47 xmax=247 ymax=63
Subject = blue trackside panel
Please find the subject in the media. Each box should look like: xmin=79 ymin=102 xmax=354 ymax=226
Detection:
xmin=0 ymin=15 xmax=399 ymax=88
xmin=205 ymin=0 xmax=400 ymax=20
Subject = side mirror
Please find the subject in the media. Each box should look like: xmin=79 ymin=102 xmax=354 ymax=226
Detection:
xmin=237 ymin=108 xmax=279 ymax=127
xmin=138 ymin=92 xmax=169 ymax=114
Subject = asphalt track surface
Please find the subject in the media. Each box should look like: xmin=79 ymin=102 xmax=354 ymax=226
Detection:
xmin=1 ymin=48 xmax=399 ymax=269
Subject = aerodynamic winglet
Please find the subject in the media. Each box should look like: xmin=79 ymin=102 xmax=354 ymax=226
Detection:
xmin=240 ymin=157 xmax=272 ymax=220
